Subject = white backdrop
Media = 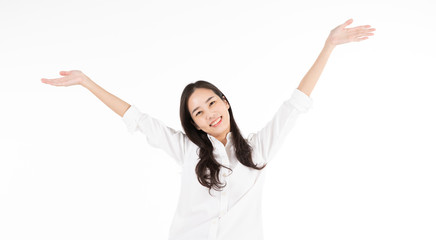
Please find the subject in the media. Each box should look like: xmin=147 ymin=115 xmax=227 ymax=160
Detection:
xmin=1 ymin=0 xmax=435 ymax=239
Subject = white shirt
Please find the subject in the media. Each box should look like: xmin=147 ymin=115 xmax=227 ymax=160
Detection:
xmin=122 ymin=88 xmax=313 ymax=240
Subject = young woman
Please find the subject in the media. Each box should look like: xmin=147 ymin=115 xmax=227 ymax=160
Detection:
xmin=41 ymin=18 xmax=375 ymax=240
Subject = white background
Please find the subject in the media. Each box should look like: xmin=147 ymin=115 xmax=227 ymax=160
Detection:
xmin=1 ymin=0 xmax=435 ymax=239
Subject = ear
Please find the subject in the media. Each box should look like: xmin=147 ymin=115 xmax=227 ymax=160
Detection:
xmin=223 ymin=96 xmax=230 ymax=109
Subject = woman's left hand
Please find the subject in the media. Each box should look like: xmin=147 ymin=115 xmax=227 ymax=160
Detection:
xmin=326 ymin=18 xmax=376 ymax=47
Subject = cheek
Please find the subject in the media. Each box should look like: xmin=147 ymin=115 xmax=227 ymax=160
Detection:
xmin=193 ymin=118 xmax=204 ymax=128
xmin=192 ymin=118 xmax=199 ymax=126
xmin=221 ymin=106 xmax=230 ymax=117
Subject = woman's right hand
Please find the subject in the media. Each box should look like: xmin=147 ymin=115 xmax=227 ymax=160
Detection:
xmin=41 ymin=70 xmax=90 ymax=87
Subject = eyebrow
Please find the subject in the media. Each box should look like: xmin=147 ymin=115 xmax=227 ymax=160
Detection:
xmin=192 ymin=96 xmax=215 ymax=115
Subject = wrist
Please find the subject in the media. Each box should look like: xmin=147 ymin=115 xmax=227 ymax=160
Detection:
xmin=80 ymin=77 xmax=94 ymax=89
xmin=323 ymin=41 xmax=336 ymax=53
xmin=324 ymin=38 xmax=336 ymax=50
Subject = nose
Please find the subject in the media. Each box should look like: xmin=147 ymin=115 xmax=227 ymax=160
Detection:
xmin=205 ymin=110 xmax=218 ymax=121
xmin=207 ymin=114 xmax=218 ymax=121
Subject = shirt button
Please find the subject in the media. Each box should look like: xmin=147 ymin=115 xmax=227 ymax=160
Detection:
xmin=222 ymin=191 xmax=227 ymax=196
xmin=220 ymin=209 xmax=226 ymax=216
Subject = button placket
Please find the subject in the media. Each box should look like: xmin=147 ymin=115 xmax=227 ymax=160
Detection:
xmin=218 ymin=147 xmax=230 ymax=219
xmin=207 ymin=133 xmax=234 ymax=239
xmin=219 ymin=188 xmax=228 ymax=218
xmin=208 ymin=217 xmax=219 ymax=240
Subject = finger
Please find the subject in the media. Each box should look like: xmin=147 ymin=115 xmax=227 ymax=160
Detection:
xmin=349 ymin=26 xmax=374 ymax=32
xmin=42 ymin=79 xmax=64 ymax=86
xmin=49 ymin=81 xmax=66 ymax=86
xmin=356 ymin=31 xmax=375 ymax=38
xmin=359 ymin=28 xmax=376 ymax=34
xmin=355 ymin=37 xmax=369 ymax=42
xmin=353 ymin=25 xmax=372 ymax=30
xmin=41 ymin=78 xmax=52 ymax=83
xmin=60 ymin=71 xmax=71 ymax=76
xmin=342 ymin=18 xmax=353 ymax=27
xmin=363 ymin=27 xmax=376 ymax=32
xmin=349 ymin=29 xmax=376 ymax=37
xmin=42 ymin=77 xmax=61 ymax=82
xmin=42 ymin=77 xmax=68 ymax=84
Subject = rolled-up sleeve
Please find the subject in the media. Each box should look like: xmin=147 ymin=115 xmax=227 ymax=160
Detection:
xmin=122 ymin=105 xmax=189 ymax=166
xmin=249 ymin=88 xmax=313 ymax=164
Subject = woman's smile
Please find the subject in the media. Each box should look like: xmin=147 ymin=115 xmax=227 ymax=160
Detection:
xmin=210 ymin=116 xmax=222 ymax=127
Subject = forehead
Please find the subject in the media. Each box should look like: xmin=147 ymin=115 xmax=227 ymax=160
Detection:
xmin=188 ymin=88 xmax=218 ymax=111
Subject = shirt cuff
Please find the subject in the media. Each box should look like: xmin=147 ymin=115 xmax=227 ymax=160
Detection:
xmin=122 ymin=105 xmax=146 ymax=134
xmin=285 ymin=88 xmax=314 ymax=113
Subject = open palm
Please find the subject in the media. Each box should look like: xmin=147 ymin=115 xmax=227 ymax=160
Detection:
xmin=327 ymin=18 xmax=376 ymax=46
xmin=41 ymin=70 xmax=88 ymax=87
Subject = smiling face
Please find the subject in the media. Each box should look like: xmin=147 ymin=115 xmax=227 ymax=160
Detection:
xmin=187 ymin=88 xmax=231 ymax=140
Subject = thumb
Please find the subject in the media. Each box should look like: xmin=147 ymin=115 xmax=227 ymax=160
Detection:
xmin=342 ymin=18 xmax=353 ymax=27
xmin=59 ymin=70 xmax=71 ymax=76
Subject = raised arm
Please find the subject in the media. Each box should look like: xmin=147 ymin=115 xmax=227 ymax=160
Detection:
xmin=297 ymin=18 xmax=376 ymax=97
xmin=41 ymin=70 xmax=190 ymax=166
xmin=41 ymin=70 xmax=131 ymax=117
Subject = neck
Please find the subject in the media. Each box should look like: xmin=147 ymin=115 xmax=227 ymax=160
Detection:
xmin=212 ymin=131 xmax=230 ymax=147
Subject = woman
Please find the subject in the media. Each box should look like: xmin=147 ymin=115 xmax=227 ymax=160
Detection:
xmin=41 ymin=18 xmax=375 ymax=240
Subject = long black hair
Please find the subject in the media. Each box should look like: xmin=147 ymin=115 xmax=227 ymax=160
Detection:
xmin=180 ymin=80 xmax=266 ymax=195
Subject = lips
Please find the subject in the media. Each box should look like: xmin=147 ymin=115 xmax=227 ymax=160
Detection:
xmin=210 ymin=116 xmax=222 ymax=127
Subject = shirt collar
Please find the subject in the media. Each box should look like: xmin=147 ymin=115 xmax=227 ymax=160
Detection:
xmin=207 ymin=131 xmax=232 ymax=145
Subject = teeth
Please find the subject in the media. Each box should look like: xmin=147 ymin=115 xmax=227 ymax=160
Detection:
xmin=210 ymin=117 xmax=221 ymax=126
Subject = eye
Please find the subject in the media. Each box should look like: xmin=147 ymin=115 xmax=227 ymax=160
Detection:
xmin=210 ymin=101 xmax=215 ymax=106
xmin=195 ymin=111 xmax=202 ymax=116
